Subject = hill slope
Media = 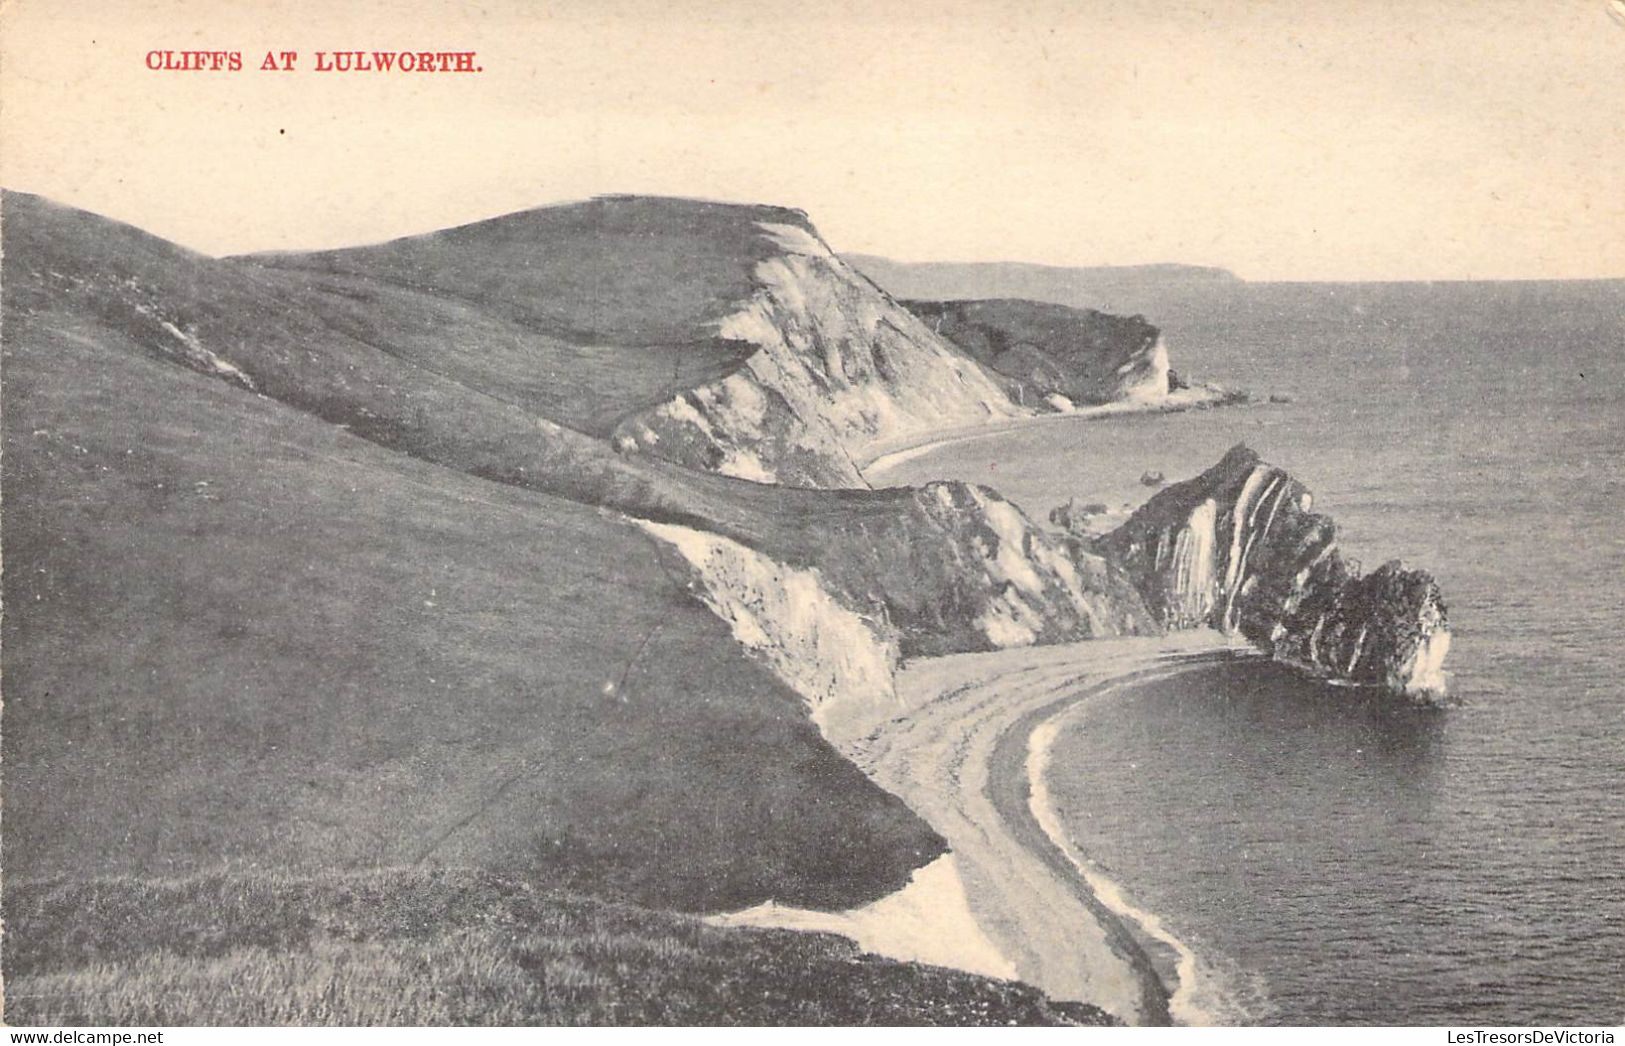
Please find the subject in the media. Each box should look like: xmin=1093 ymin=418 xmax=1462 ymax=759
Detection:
xmin=1 ymin=190 xmax=1451 ymax=1024
xmin=4 ymin=190 xmax=1162 ymax=652
xmin=1 ymin=190 xmax=1170 ymax=913
xmin=244 ymin=197 xmax=1021 ymax=487
xmin=5 ymin=869 xmax=1112 ymax=1026
xmin=0 ymin=294 xmax=940 ymax=911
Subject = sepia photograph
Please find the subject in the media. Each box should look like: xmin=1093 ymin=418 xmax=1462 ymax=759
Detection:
xmin=0 ymin=0 xmax=1621 ymax=1032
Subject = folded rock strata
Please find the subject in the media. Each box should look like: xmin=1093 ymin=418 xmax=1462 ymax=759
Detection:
xmin=1097 ymin=444 xmax=1451 ymax=697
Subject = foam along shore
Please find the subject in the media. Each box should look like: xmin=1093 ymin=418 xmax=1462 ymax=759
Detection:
xmin=1025 ymin=686 xmax=1247 ymax=1026
xmin=716 ymin=631 xmax=1251 ymax=1026
xmin=857 ymin=383 xmax=1246 ymax=480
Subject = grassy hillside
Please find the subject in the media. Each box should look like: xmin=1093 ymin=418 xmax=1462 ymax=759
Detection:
xmin=2 ymin=190 xmax=1156 ymax=651
xmin=235 ymin=197 xmax=821 ymax=439
xmin=1 ymin=190 xmax=1163 ymax=1023
xmin=1 ymin=284 xmax=941 ymax=912
xmin=1 ymin=190 xmax=783 ymax=536
xmin=4 ymin=869 xmax=1112 ymax=1026
xmin=246 ymin=195 xmax=812 ymax=346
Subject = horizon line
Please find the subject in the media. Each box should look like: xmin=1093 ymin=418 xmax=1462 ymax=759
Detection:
xmin=5 ymin=184 xmax=1623 ymax=286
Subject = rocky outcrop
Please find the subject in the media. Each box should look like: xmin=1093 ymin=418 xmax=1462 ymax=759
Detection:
xmin=634 ymin=519 xmax=903 ymax=733
xmin=902 ymin=299 xmax=1171 ymax=406
xmin=641 ymin=480 xmax=1162 ymax=737
xmin=1096 ymin=445 xmax=1450 ymax=698
xmin=614 ymin=222 xmax=1021 ymax=488
xmin=799 ymin=481 xmax=1161 ymax=659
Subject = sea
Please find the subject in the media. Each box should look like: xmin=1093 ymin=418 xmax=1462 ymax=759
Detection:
xmin=873 ymin=279 xmax=1625 ymax=1026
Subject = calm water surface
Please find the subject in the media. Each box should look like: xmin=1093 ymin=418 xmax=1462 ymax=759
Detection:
xmin=877 ymin=281 xmax=1625 ymax=1025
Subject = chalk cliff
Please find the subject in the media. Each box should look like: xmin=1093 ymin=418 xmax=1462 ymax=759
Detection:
xmin=613 ymin=222 xmax=1022 ymax=487
xmin=639 ymin=480 xmax=1161 ymax=738
xmin=231 ymin=194 xmax=1228 ymax=492
xmin=1096 ymin=445 xmax=1451 ymax=697
xmin=634 ymin=518 xmax=904 ymax=734
xmin=795 ymin=481 xmax=1160 ymax=659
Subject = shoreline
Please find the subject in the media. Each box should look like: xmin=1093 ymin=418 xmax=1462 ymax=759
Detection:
xmin=1020 ymin=671 xmax=1243 ymax=1025
xmin=857 ymin=384 xmax=1250 ymax=480
xmin=976 ymin=640 xmax=1257 ymax=1025
xmin=778 ymin=631 xmax=1254 ymax=1025
xmin=703 ymin=388 xmax=1260 ymax=1023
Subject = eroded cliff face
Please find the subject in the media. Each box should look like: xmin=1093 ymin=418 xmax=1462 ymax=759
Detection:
xmin=634 ymin=478 xmax=1160 ymax=741
xmin=903 ymin=299 xmax=1171 ymax=407
xmin=1096 ymin=445 xmax=1450 ymax=697
xmin=614 ymin=223 xmax=1021 ymax=488
xmin=800 ymin=481 xmax=1161 ymax=658
xmin=633 ymin=519 xmax=902 ymax=733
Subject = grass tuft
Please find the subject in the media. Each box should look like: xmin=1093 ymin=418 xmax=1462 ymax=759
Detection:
xmin=4 ymin=869 xmax=1115 ymax=1027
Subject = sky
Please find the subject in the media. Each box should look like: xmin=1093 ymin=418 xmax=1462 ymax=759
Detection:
xmin=2 ymin=0 xmax=1622 ymax=280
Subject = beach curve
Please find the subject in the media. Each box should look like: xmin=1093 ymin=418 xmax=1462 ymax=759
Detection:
xmin=822 ymin=631 xmax=1253 ymax=1025
xmin=857 ymin=385 xmax=1246 ymax=480
xmin=1018 ymin=665 xmax=1252 ymax=1025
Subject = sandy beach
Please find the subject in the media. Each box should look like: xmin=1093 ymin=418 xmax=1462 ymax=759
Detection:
xmin=700 ymin=370 xmax=1261 ymax=1024
xmin=717 ymin=630 xmax=1255 ymax=1026
xmin=857 ymin=385 xmax=1244 ymax=479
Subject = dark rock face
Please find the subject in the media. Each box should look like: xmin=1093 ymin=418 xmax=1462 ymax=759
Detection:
xmin=902 ymin=298 xmax=1170 ymax=406
xmin=1097 ymin=445 xmax=1451 ymax=697
xmin=802 ymin=481 xmax=1162 ymax=658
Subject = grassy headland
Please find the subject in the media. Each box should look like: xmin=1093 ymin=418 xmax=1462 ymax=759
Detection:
xmin=0 ymin=189 xmax=1195 ymax=1024
xmin=4 ymin=869 xmax=1113 ymax=1026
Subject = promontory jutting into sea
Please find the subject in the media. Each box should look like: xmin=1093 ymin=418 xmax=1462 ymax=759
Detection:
xmin=10 ymin=0 xmax=1623 ymax=1030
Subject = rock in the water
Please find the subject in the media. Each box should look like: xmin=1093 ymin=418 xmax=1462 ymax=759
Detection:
xmin=1049 ymin=496 xmax=1110 ymax=534
xmin=1098 ymin=444 xmax=1451 ymax=698
xmin=1139 ymin=470 xmax=1165 ymax=487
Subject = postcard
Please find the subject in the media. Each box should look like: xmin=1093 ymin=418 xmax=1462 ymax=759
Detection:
xmin=2 ymin=0 xmax=1621 ymax=1030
